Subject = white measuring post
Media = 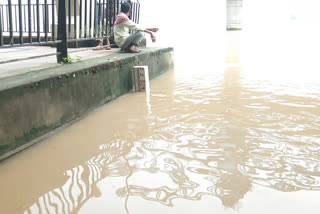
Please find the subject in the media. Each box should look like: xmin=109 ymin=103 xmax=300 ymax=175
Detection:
xmin=133 ymin=66 xmax=149 ymax=92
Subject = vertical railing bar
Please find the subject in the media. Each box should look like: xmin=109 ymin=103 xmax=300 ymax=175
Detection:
xmin=113 ymin=0 xmax=116 ymax=24
xmin=45 ymin=0 xmax=48 ymax=41
xmin=128 ymin=1 xmax=131 ymax=20
xmin=135 ymin=2 xmax=137 ymax=24
xmin=36 ymin=0 xmax=40 ymax=42
xmin=97 ymin=0 xmax=101 ymax=38
xmin=74 ymin=0 xmax=77 ymax=39
xmin=134 ymin=3 xmax=136 ymax=23
xmin=57 ymin=0 xmax=68 ymax=63
xmin=0 ymin=5 xmax=1 ymax=32
xmin=84 ymin=0 xmax=87 ymax=38
xmin=52 ymin=0 xmax=55 ymax=41
xmin=16 ymin=5 xmax=18 ymax=32
xmin=131 ymin=2 xmax=133 ymax=22
xmin=13 ymin=5 xmax=15 ymax=32
xmin=132 ymin=3 xmax=135 ymax=23
xmin=28 ymin=1 xmax=32 ymax=43
xmin=12 ymin=5 xmax=14 ymax=31
xmin=43 ymin=4 xmax=45 ymax=32
xmin=33 ymin=5 xmax=35 ymax=32
xmin=116 ymin=0 xmax=119 ymax=19
xmin=68 ymin=0 xmax=71 ymax=39
xmin=135 ymin=3 xmax=138 ymax=23
xmin=48 ymin=4 xmax=50 ymax=33
xmin=132 ymin=2 xmax=135 ymax=23
xmin=1 ymin=6 xmax=3 ymax=32
xmin=17 ymin=5 xmax=19 ymax=32
xmin=24 ymin=5 xmax=26 ymax=32
xmin=131 ymin=2 xmax=134 ymax=23
xmin=3 ymin=5 xmax=5 ymax=32
xmin=89 ymin=0 xmax=92 ymax=37
xmin=108 ymin=0 xmax=111 ymax=35
xmin=6 ymin=6 xmax=9 ymax=32
xmin=8 ymin=0 xmax=14 ymax=45
xmin=4 ymin=6 xmax=6 ymax=32
xmin=0 ymin=5 xmax=3 ymax=46
xmin=93 ymin=0 xmax=97 ymax=37
xmin=79 ymin=0 xmax=83 ymax=38
xmin=18 ymin=0 xmax=23 ymax=44
xmin=105 ymin=0 xmax=109 ymax=37
xmin=102 ymin=0 xmax=105 ymax=40
xmin=137 ymin=3 xmax=140 ymax=24
xmin=112 ymin=0 xmax=115 ymax=25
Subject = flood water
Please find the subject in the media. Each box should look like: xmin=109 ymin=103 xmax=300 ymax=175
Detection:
xmin=1 ymin=31 xmax=320 ymax=214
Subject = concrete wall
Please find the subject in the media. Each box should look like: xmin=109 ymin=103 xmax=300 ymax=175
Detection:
xmin=0 ymin=47 xmax=174 ymax=160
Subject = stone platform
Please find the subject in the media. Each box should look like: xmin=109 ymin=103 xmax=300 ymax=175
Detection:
xmin=0 ymin=47 xmax=174 ymax=161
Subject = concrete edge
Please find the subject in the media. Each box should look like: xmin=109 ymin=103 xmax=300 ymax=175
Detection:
xmin=0 ymin=47 xmax=174 ymax=91
xmin=0 ymin=47 xmax=174 ymax=162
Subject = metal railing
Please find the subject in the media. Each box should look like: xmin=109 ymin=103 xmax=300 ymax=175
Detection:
xmin=0 ymin=0 xmax=140 ymax=62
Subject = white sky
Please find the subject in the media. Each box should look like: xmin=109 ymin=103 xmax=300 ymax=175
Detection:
xmin=139 ymin=0 xmax=227 ymax=73
xmin=138 ymin=0 xmax=320 ymax=80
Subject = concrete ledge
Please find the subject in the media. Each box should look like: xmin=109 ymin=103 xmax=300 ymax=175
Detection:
xmin=0 ymin=47 xmax=174 ymax=160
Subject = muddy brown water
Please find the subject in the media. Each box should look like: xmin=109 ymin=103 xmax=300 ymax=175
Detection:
xmin=1 ymin=32 xmax=320 ymax=214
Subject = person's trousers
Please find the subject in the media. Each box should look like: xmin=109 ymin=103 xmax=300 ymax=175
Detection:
xmin=121 ymin=31 xmax=145 ymax=50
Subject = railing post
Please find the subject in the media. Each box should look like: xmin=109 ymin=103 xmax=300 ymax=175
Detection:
xmin=8 ymin=0 xmax=14 ymax=45
xmin=18 ymin=0 xmax=23 ymax=44
xmin=36 ymin=0 xmax=40 ymax=42
xmin=52 ymin=0 xmax=56 ymax=41
xmin=0 ymin=5 xmax=3 ymax=46
xmin=57 ymin=0 xmax=68 ymax=63
xmin=74 ymin=0 xmax=77 ymax=39
xmin=44 ymin=0 xmax=48 ymax=42
xmin=28 ymin=0 xmax=32 ymax=43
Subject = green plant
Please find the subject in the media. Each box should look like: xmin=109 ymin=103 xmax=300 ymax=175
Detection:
xmin=60 ymin=54 xmax=74 ymax=64
xmin=60 ymin=55 xmax=83 ymax=64
xmin=76 ymin=56 xmax=82 ymax=62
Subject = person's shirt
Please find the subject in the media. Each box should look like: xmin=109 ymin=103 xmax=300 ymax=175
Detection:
xmin=113 ymin=13 xmax=145 ymax=48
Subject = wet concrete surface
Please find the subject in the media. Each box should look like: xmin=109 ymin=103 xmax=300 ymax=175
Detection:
xmin=0 ymin=46 xmax=119 ymax=79
xmin=0 ymin=31 xmax=320 ymax=214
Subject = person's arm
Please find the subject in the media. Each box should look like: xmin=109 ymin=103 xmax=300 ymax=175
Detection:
xmin=144 ymin=29 xmax=156 ymax=42
xmin=124 ymin=21 xmax=158 ymax=42
xmin=146 ymin=28 xmax=159 ymax=33
xmin=124 ymin=20 xmax=145 ymax=31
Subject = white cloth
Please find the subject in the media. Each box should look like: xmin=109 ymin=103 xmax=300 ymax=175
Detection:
xmin=114 ymin=18 xmax=145 ymax=48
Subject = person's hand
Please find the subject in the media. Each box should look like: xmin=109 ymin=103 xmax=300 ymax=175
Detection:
xmin=151 ymin=33 xmax=156 ymax=42
xmin=151 ymin=28 xmax=159 ymax=32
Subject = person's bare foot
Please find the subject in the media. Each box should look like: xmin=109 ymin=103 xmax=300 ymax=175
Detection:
xmin=125 ymin=47 xmax=140 ymax=53
xmin=93 ymin=40 xmax=104 ymax=51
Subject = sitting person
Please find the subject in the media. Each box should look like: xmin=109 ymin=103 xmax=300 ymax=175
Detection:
xmin=114 ymin=2 xmax=158 ymax=53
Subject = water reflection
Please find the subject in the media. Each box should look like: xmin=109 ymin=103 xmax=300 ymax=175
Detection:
xmin=22 ymin=139 xmax=132 ymax=214
xmin=20 ymin=64 xmax=320 ymax=213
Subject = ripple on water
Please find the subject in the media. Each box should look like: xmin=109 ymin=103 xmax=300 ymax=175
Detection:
xmin=19 ymin=71 xmax=320 ymax=213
